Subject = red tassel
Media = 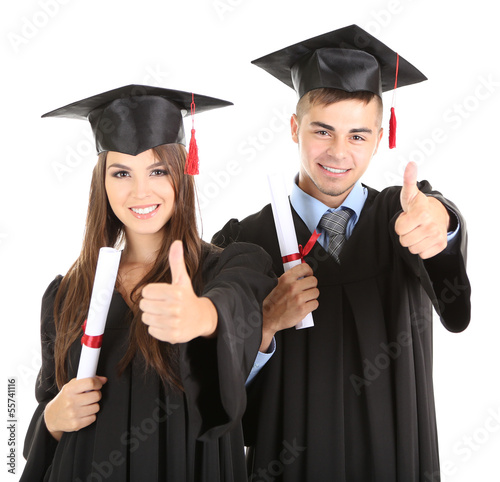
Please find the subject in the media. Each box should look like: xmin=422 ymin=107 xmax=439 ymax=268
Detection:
xmin=185 ymin=128 xmax=199 ymax=175
xmin=389 ymin=53 xmax=399 ymax=149
xmin=184 ymin=93 xmax=199 ymax=175
xmin=389 ymin=106 xmax=397 ymax=149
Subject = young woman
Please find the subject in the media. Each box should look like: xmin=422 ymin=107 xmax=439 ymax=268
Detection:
xmin=21 ymin=85 xmax=276 ymax=481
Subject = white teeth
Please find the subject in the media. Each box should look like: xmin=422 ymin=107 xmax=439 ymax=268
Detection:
xmin=131 ymin=205 xmax=158 ymax=215
xmin=322 ymin=165 xmax=348 ymax=174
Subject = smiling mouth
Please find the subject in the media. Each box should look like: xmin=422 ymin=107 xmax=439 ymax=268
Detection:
xmin=320 ymin=165 xmax=349 ymax=174
xmin=130 ymin=205 xmax=159 ymax=215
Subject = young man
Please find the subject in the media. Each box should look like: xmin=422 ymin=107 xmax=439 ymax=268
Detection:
xmin=213 ymin=25 xmax=471 ymax=481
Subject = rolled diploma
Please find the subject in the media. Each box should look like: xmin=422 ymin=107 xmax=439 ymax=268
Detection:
xmin=267 ymin=173 xmax=314 ymax=329
xmin=76 ymin=247 xmax=122 ymax=379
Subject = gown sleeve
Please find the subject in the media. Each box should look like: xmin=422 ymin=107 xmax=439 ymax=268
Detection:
xmin=389 ymin=181 xmax=471 ymax=333
xmin=178 ymin=242 xmax=276 ymax=442
xmin=21 ymin=276 xmax=63 ymax=481
xmin=211 ymin=219 xmax=241 ymax=248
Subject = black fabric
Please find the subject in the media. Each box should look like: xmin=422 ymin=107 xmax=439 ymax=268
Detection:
xmin=89 ymin=96 xmax=186 ymax=155
xmin=21 ymin=242 xmax=276 ymax=482
xmin=42 ymin=85 xmax=233 ymax=155
xmin=251 ymin=24 xmax=427 ymax=98
xmin=212 ymin=182 xmax=471 ymax=481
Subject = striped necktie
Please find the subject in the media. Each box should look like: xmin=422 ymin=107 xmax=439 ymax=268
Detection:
xmin=318 ymin=209 xmax=353 ymax=263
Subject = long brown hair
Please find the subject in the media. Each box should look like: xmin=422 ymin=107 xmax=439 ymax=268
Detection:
xmin=53 ymin=143 xmax=202 ymax=390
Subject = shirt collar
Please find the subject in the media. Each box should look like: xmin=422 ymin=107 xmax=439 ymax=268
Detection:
xmin=290 ymin=175 xmax=367 ymax=233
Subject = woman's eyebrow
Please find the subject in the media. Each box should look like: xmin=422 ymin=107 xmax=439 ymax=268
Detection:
xmin=107 ymin=163 xmax=130 ymax=170
xmin=107 ymin=162 xmax=164 ymax=170
xmin=147 ymin=162 xmax=164 ymax=169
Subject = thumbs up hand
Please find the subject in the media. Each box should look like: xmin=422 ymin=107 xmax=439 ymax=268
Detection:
xmin=140 ymin=240 xmax=217 ymax=343
xmin=394 ymin=162 xmax=450 ymax=259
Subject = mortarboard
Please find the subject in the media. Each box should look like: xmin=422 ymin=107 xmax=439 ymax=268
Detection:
xmin=251 ymin=24 xmax=427 ymax=147
xmin=42 ymin=85 xmax=233 ymax=173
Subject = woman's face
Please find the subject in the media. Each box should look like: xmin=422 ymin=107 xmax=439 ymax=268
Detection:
xmin=105 ymin=149 xmax=175 ymax=239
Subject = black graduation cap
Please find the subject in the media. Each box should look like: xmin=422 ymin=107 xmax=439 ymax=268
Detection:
xmin=251 ymin=24 xmax=427 ymax=98
xmin=42 ymin=85 xmax=233 ymax=164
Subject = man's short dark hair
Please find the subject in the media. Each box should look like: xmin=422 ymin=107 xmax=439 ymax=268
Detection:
xmin=296 ymin=88 xmax=383 ymax=127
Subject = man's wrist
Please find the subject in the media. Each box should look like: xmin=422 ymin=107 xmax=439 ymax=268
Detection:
xmin=260 ymin=330 xmax=276 ymax=353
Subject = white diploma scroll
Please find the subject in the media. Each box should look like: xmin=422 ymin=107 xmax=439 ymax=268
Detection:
xmin=267 ymin=173 xmax=314 ymax=329
xmin=76 ymin=247 xmax=122 ymax=379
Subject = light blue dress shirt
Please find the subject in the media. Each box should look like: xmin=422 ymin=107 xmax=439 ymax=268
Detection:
xmin=245 ymin=178 xmax=460 ymax=384
xmin=290 ymin=179 xmax=367 ymax=250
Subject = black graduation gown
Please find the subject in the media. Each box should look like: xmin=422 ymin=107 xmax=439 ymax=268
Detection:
xmin=21 ymin=242 xmax=277 ymax=482
xmin=212 ymin=182 xmax=471 ymax=482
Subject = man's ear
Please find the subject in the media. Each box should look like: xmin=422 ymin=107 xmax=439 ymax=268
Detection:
xmin=291 ymin=114 xmax=300 ymax=144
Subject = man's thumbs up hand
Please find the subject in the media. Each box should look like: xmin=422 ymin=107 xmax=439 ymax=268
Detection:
xmin=395 ymin=162 xmax=450 ymax=259
xmin=400 ymin=160 xmax=420 ymax=213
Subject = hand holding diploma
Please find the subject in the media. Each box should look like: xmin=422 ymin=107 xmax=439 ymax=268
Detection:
xmin=44 ymin=376 xmax=107 ymax=441
xmin=266 ymin=173 xmax=318 ymax=331
xmin=260 ymin=263 xmax=319 ymax=351
xmin=140 ymin=240 xmax=218 ymax=343
xmin=44 ymin=248 xmax=120 ymax=440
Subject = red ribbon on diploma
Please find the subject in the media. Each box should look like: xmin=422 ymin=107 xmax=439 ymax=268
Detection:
xmin=81 ymin=320 xmax=103 ymax=348
xmin=282 ymin=230 xmax=320 ymax=264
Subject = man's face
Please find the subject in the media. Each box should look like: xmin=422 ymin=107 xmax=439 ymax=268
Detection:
xmin=293 ymin=98 xmax=383 ymax=208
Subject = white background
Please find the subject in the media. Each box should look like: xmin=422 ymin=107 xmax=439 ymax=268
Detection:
xmin=1 ymin=0 xmax=499 ymax=480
